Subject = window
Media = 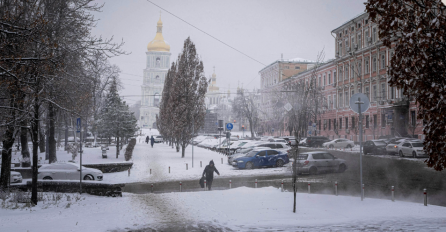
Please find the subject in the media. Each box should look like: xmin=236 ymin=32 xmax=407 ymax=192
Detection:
xmin=365 ymin=87 xmax=370 ymax=100
xmin=351 ymin=90 xmax=355 ymax=99
xmin=372 ymin=57 xmax=377 ymax=72
xmin=365 ymin=31 xmax=369 ymax=46
xmin=381 ymin=83 xmax=387 ymax=100
xmin=323 ymin=153 xmax=335 ymax=159
xmin=381 ymin=114 xmax=386 ymax=127
xmin=285 ymin=66 xmax=290 ymax=69
xmin=345 ymin=66 xmax=349 ymax=79
xmin=372 ymin=27 xmax=377 ymax=43
xmin=339 ymin=69 xmax=343 ymax=82
xmin=411 ymin=111 xmax=416 ymax=126
xmin=312 ymin=153 xmax=325 ymax=159
xmin=156 ymin=57 xmax=161 ymax=67
xmin=318 ymin=120 xmax=321 ymax=131
xmin=365 ymin=19 xmax=369 ymax=24
xmin=346 ymin=117 xmax=349 ymax=129
xmin=390 ymin=86 xmax=395 ymax=99
xmin=328 ymin=73 xmax=331 ymax=85
xmin=358 ymin=34 xmax=362 ymax=49
xmin=328 ymin=96 xmax=331 ymax=109
xmin=323 ymin=75 xmax=326 ymax=86
xmin=345 ymin=91 xmax=349 ymax=107
xmin=339 ymin=118 xmax=343 ymax=129
xmin=351 ymin=36 xmax=355 ymax=49
xmin=333 ymin=94 xmax=337 ymax=109
xmin=257 ymin=151 xmax=267 ymax=157
xmin=333 ymin=72 xmax=337 ymax=83
xmin=339 ymin=42 xmax=343 ymax=56
xmin=334 ymin=118 xmax=337 ymax=130
xmin=373 ymin=85 xmax=377 ymax=101
xmin=318 ymin=76 xmax=321 ymax=87
xmin=365 ymin=60 xmax=370 ymax=74
xmin=351 ymin=65 xmax=354 ymax=79
xmin=156 ymin=75 xmax=159 ymax=79
xmin=329 ymin=119 xmax=331 ymax=130
xmin=268 ymin=150 xmax=279 ymax=155
xmin=295 ymin=66 xmax=300 ymax=69
xmin=366 ymin=115 xmax=370 ymax=128
xmin=358 ymin=61 xmax=362 ymax=76
xmin=381 ymin=54 xmax=386 ymax=69
xmin=154 ymin=93 xmax=160 ymax=106
xmin=339 ymin=93 xmax=343 ymax=107
xmin=373 ymin=114 xmax=377 ymax=128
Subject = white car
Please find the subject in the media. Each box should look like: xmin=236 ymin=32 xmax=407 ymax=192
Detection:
xmin=323 ymin=139 xmax=355 ymax=149
xmin=154 ymin=135 xmax=163 ymax=143
xmin=38 ymin=163 xmax=103 ymax=181
xmin=10 ymin=171 xmax=23 ymax=183
xmin=397 ymin=140 xmax=426 ymax=158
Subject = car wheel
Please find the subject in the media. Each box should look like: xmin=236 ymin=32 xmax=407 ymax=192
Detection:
xmin=84 ymin=175 xmax=94 ymax=180
xmin=412 ymin=151 xmax=417 ymax=158
xmin=338 ymin=164 xmax=346 ymax=173
xmin=309 ymin=167 xmax=318 ymax=175
xmin=399 ymin=151 xmax=404 ymax=157
xmin=245 ymin=162 xmax=253 ymax=169
xmin=43 ymin=176 xmax=53 ymax=180
xmin=346 ymin=144 xmax=352 ymax=149
xmin=329 ymin=145 xmax=334 ymax=149
xmin=276 ymin=160 xmax=284 ymax=167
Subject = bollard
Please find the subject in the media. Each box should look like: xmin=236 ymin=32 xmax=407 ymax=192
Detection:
xmin=169 ymin=166 xmax=170 ymax=173
xmin=180 ymin=182 xmax=182 ymax=192
xmin=221 ymin=158 xmax=223 ymax=164
xmin=424 ymin=188 xmax=427 ymax=206
xmin=151 ymin=184 xmax=153 ymax=193
xmin=204 ymin=180 xmax=207 ymax=191
xmin=390 ymin=186 xmax=395 ymax=202
xmin=186 ymin=163 xmax=188 ymax=170
xmin=200 ymin=161 xmax=202 ymax=168
xmin=281 ymin=179 xmax=284 ymax=192
xmin=150 ymin=169 xmax=151 ymax=175
xmin=255 ymin=179 xmax=258 ymax=188
xmin=308 ymin=183 xmax=311 ymax=194
xmin=128 ymin=167 xmax=130 ymax=177
xmin=229 ymin=180 xmax=232 ymax=189
xmin=335 ymin=181 xmax=338 ymax=196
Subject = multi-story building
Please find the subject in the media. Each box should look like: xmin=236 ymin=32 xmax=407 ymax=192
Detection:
xmin=260 ymin=12 xmax=424 ymax=141
xmin=139 ymin=17 xmax=171 ymax=129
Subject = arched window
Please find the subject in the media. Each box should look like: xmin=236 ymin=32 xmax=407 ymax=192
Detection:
xmin=154 ymin=93 xmax=160 ymax=106
xmin=156 ymin=57 xmax=161 ymax=67
xmin=155 ymin=75 xmax=159 ymax=80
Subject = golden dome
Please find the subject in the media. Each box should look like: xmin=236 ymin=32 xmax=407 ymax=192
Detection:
xmin=147 ymin=16 xmax=170 ymax=52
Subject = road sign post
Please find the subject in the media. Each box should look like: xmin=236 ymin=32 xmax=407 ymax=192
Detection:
xmin=226 ymin=123 xmax=233 ymax=155
xmin=350 ymin=93 xmax=369 ymax=202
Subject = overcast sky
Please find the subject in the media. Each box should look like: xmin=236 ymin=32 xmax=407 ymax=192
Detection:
xmin=91 ymin=0 xmax=366 ymax=105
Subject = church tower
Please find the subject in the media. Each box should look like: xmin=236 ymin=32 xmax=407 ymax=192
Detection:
xmin=140 ymin=16 xmax=171 ymax=129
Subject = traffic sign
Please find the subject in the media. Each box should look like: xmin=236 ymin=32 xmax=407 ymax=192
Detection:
xmin=350 ymin=93 xmax=370 ymax=114
xmin=226 ymin=123 xmax=233 ymax=130
xmin=284 ymin=103 xmax=292 ymax=112
xmin=76 ymin=118 xmax=81 ymax=133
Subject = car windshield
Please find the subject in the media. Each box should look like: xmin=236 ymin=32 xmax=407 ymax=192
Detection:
xmin=412 ymin=143 xmax=423 ymax=147
xmin=374 ymin=141 xmax=387 ymax=146
xmin=245 ymin=151 xmax=258 ymax=157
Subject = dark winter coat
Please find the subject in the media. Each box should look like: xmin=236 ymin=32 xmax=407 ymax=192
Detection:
xmin=145 ymin=136 xmax=149 ymax=142
xmin=150 ymin=136 xmax=155 ymax=145
xmin=202 ymin=160 xmax=220 ymax=180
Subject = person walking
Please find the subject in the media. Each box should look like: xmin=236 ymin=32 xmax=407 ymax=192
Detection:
xmin=145 ymin=136 xmax=149 ymax=144
xmin=150 ymin=135 xmax=155 ymax=148
xmin=202 ymin=160 xmax=220 ymax=190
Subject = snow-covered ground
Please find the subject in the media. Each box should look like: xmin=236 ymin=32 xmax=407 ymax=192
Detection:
xmin=1 ymin=187 xmax=446 ymax=231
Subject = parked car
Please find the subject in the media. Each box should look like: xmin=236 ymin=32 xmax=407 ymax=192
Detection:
xmin=397 ymin=140 xmax=426 ymax=158
xmin=299 ymin=138 xmax=307 ymax=146
xmin=268 ymin=138 xmax=287 ymax=143
xmin=295 ymin=152 xmax=347 ymax=175
xmin=306 ymin=136 xmax=330 ymax=147
xmin=228 ymin=147 xmax=268 ymax=164
xmin=385 ymin=137 xmax=414 ymax=155
xmin=38 ymin=163 xmax=103 ymax=181
xmin=232 ymin=149 xmax=289 ymax=169
xmin=363 ymin=140 xmax=387 ymax=155
xmin=10 ymin=171 xmax=23 ymax=183
xmin=254 ymin=142 xmax=289 ymax=153
xmin=322 ymin=139 xmax=355 ymax=149
xmin=154 ymin=135 xmax=163 ymax=143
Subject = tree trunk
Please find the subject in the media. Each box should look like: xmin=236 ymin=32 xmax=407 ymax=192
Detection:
xmin=181 ymin=144 xmax=186 ymax=158
xmin=49 ymin=102 xmax=57 ymax=163
xmin=39 ymin=121 xmax=45 ymax=153
xmin=20 ymin=120 xmax=31 ymax=167
xmin=31 ymin=99 xmax=40 ymax=205
xmin=64 ymin=117 xmax=68 ymax=151
xmin=116 ymin=135 xmax=119 ymax=158
xmin=0 ymin=125 xmax=15 ymax=188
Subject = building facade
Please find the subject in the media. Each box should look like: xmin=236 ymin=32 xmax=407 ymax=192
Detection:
xmin=261 ymin=12 xmax=424 ymax=141
xmin=140 ymin=17 xmax=171 ymax=129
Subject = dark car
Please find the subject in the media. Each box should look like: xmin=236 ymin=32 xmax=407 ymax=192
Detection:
xmin=306 ymin=136 xmax=330 ymax=147
xmin=363 ymin=140 xmax=387 ymax=155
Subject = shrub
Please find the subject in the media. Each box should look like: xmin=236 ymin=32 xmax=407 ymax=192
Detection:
xmin=124 ymin=138 xmax=136 ymax=161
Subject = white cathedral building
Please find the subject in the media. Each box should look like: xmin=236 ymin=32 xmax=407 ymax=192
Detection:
xmin=140 ymin=16 xmax=171 ymax=129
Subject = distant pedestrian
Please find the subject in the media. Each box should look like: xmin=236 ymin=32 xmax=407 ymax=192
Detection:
xmin=146 ymin=136 xmax=149 ymax=144
xmin=150 ymin=136 xmax=155 ymax=148
xmin=202 ymin=160 xmax=220 ymax=190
